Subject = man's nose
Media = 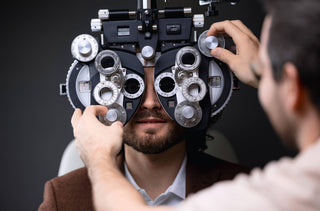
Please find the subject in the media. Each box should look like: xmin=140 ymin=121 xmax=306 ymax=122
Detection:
xmin=141 ymin=67 xmax=161 ymax=110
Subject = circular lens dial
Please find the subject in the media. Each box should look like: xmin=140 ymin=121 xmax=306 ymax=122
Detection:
xmin=154 ymin=72 xmax=177 ymax=98
xmin=71 ymin=34 xmax=99 ymax=62
xmin=123 ymin=74 xmax=145 ymax=99
xmin=93 ymin=81 xmax=119 ymax=106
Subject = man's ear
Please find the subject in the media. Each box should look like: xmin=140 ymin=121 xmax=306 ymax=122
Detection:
xmin=281 ymin=62 xmax=304 ymax=113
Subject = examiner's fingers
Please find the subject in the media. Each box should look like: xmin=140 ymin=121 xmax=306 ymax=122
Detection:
xmin=71 ymin=109 xmax=82 ymax=128
xmin=230 ymin=20 xmax=259 ymax=43
xmin=110 ymin=121 xmax=124 ymax=138
xmin=111 ymin=121 xmax=123 ymax=129
xmin=207 ymin=20 xmax=244 ymax=44
xmin=211 ymin=47 xmax=237 ymax=64
xmin=83 ymin=105 xmax=109 ymax=118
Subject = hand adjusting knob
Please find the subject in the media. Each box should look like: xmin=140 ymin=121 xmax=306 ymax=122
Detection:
xmin=99 ymin=104 xmax=127 ymax=125
xmin=106 ymin=109 xmax=120 ymax=122
xmin=204 ymin=36 xmax=219 ymax=49
xmin=198 ymin=30 xmax=225 ymax=57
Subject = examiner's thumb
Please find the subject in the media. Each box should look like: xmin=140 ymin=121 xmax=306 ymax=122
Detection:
xmin=111 ymin=121 xmax=123 ymax=128
xmin=211 ymin=47 xmax=235 ymax=65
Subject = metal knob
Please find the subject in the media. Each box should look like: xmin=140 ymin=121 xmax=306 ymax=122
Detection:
xmin=141 ymin=45 xmax=155 ymax=61
xmin=181 ymin=105 xmax=195 ymax=119
xmin=78 ymin=40 xmax=92 ymax=56
xmin=198 ymin=30 xmax=225 ymax=57
xmin=99 ymin=104 xmax=127 ymax=126
xmin=91 ymin=19 xmax=102 ymax=32
xmin=193 ymin=14 xmax=204 ymax=28
xmin=98 ymin=9 xmax=110 ymax=20
xmin=174 ymin=102 xmax=202 ymax=128
xmin=204 ymin=36 xmax=219 ymax=49
xmin=71 ymin=34 xmax=99 ymax=62
xmin=106 ymin=109 xmax=119 ymax=122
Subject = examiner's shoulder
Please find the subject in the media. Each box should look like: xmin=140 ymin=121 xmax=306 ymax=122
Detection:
xmin=39 ymin=167 xmax=94 ymax=211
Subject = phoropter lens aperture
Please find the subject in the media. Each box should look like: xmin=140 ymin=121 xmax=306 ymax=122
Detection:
xmin=188 ymin=83 xmax=201 ymax=97
xmin=154 ymin=72 xmax=177 ymax=98
xmin=160 ymin=77 xmax=175 ymax=93
xmin=175 ymin=46 xmax=201 ymax=73
xmin=181 ymin=52 xmax=196 ymax=66
xmin=100 ymin=87 xmax=113 ymax=101
xmin=123 ymin=74 xmax=145 ymax=99
xmin=124 ymin=78 xmax=140 ymax=94
xmin=101 ymin=56 xmax=115 ymax=69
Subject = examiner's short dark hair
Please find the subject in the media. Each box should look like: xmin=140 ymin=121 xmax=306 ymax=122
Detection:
xmin=265 ymin=0 xmax=320 ymax=113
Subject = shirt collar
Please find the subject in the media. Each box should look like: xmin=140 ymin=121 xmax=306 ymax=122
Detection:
xmin=124 ymin=155 xmax=187 ymax=205
xmin=166 ymin=155 xmax=187 ymax=199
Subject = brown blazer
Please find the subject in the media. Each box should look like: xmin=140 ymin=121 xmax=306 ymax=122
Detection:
xmin=39 ymin=152 xmax=249 ymax=210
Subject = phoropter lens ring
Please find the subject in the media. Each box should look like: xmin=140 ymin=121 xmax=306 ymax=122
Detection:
xmin=71 ymin=34 xmax=99 ymax=62
xmin=154 ymin=72 xmax=177 ymax=98
xmin=175 ymin=46 xmax=201 ymax=72
xmin=181 ymin=77 xmax=207 ymax=102
xmin=123 ymin=74 xmax=145 ymax=99
xmin=174 ymin=101 xmax=202 ymax=128
xmin=95 ymin=50 xmax=121 ymax=76
xmin=99 ymin=103 xmax=127 ymax=125
xmin=93 ymin=81 xmax=119 ymax=106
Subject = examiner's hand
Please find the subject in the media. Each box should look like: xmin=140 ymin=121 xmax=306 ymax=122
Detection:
xmin=71 ymin=105 xmax=123 ymax=168
xmin=208 ymin=20 xmax=260 ymax=88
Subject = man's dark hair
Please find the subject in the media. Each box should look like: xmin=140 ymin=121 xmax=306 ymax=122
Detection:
xmin=265 ymin=0 xmax=320 ymax=113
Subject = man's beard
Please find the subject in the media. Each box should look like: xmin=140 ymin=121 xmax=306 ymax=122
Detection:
xmin=123 ymin=109 xmax=185 ymax=154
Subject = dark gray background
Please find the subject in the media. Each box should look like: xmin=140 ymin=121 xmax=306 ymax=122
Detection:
xmin=1 ymin=0 xmax=295 ymax=210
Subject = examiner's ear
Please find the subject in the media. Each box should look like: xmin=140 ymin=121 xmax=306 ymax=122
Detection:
xmin=281 ymin=62 xmax=305 ymax=113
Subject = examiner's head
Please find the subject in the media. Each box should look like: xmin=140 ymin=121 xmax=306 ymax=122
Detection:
xmin=257 ymin=0 xmax=320 ymax=149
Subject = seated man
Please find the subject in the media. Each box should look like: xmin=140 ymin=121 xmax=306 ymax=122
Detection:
xmin=72 ymin=0 xmax=320 ymax=210
xmin=39 ymin=65 xmax=249 ymax=210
